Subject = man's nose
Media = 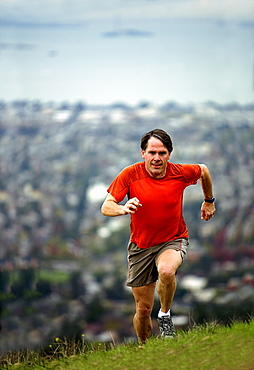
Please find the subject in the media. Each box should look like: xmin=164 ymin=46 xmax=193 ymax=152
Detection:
xmin=154 ymin=153 xmax=160 ymax=161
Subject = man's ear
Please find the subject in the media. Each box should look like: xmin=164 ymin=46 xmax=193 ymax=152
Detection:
xmin=141 ymin=150 xmax=145 ymax=159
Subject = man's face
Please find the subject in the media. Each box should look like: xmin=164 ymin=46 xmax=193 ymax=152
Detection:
xmin=141 ymin=137 xmax=170 ymax=178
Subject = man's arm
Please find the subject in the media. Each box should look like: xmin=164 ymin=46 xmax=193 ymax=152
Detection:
xmin=199 ymin=164 xmax=216 ymax=221
xmin=101 ymin=193 xmax=142 ymax=217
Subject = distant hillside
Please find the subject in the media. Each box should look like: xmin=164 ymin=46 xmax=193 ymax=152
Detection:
xmin=1 ymin=101 xmax=253 ymax=352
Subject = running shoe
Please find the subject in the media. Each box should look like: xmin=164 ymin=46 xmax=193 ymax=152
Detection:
xmin=157 ymin=315 xmax=176 ymax=338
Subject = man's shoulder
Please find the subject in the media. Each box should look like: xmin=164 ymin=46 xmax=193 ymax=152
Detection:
xmin=168 ymin=162 xmax=201 ymax=181
xmin=168 ymin=162 xmax=184 ymax=174
xmin=121 ymin=162 xmax=147 ymax=181
xmin=125 ymin=161 xmax=145 ymax=173
xmin=168 ymin=162 xmax=199 ymax=171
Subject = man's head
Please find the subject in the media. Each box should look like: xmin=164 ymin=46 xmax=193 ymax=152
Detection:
xmin=140 ymin=129 xmax=173 ymax=178
xmin=140 ymin=129 xmax=173 ymax=154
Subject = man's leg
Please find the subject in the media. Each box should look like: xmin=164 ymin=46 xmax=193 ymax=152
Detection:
xmin=156 ymin=249 xmax=182 ymax=337
xmin=132 ymin=282 xmax=156 ymax=344
xmin=156 ymin=249 xmax=182 ymax=313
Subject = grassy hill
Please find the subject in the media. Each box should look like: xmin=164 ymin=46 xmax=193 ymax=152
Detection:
xmin=3 ymin=320 xmax=254 ymax=370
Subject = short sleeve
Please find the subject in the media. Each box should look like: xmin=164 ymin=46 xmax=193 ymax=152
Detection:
xmin=107 ymin=166 xmax=132 ymax=202
xmin=182 ymin=164 xmax=201 ymax=184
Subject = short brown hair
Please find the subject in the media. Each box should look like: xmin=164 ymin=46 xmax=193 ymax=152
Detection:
xmin=140 ymin=129 xmax=173 ymax=153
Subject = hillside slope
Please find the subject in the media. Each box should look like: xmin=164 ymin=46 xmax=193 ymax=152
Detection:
xmin=26 ymin=321 xmax=254 ymax=370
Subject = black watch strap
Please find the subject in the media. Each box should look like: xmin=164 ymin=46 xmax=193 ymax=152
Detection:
xmin=204 ymin=197 xmax=215 ymax=203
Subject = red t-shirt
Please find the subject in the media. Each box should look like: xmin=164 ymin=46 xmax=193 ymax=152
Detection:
xmin=107 ymin=161 xmax=201 ymax=249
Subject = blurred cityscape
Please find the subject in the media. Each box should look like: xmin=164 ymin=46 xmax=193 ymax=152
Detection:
xmin=0 ymin=100 xmax=254 ymax=353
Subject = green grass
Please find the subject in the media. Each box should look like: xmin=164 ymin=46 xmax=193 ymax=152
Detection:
xmin=2 ymin=321 xmax=254 ymax=370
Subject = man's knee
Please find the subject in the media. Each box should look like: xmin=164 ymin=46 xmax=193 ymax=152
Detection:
xmin=158 ymin=265 xmax=176 ymax=283
xmin=135 ymin=302 xmax=153 ymax=318
xmin=132 ymin=283 xmax=155 ymax=319
xmin=157 ymin=249 xmax=182 ymax=282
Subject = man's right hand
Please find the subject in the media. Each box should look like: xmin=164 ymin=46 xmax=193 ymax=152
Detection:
xmin=123 ymin=197 xmax=142 ymax=214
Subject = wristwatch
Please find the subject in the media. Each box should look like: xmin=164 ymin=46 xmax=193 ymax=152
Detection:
xmin=204 ymin=197 xmax=215 ymax=203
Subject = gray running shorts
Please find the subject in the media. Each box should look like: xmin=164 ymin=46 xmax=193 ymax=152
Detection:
xmin=126 ymin=238 xmax=189 ymax=287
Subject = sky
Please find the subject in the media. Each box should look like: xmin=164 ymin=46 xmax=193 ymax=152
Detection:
xmin=0 ymin=0 xmax=253 ymax=105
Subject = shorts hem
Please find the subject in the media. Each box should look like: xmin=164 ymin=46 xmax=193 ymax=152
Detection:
xmin=126 ymin=279 xmax=157 ymax=288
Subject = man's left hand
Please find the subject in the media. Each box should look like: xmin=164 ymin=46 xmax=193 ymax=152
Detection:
xmin=201 ymin=202 xmax=216 ymax=221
